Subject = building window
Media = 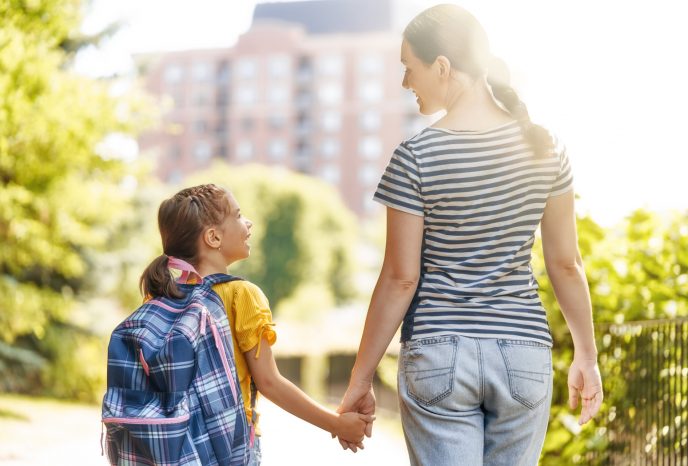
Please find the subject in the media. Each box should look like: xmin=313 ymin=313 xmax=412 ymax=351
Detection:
xmin=193 ymin=141 xmax=212 ymax=161
xmin=193 ymin=92 xmax=210 ymax=107
xmin=236 ymin=141 xmax=253 ymax=161
xmin=360 ymin=110 xmax=381 ymax=131
xmin=296 ymin=89 xmax=313 ymax=108
xmin=193 ymin=120 xmax=208 ymax=134
xmin=359 ymin=137 xmax=382 ymax=159
xmin=268 ymin=55 xmax=290 ymax=78
xmin=241 ymin=117 xmax=254 ymax=132
xmin=236 ymin=58 xmax=257 ymax=79
xmin=296 ymin=112 xmax=312 ymax=136
xmin=296 ymin=140 xmax=311 ymax=159
xmin=358 ymin=54 xmax=384 ymax=75
xmin=217 ymin=61 xmax=231 ymax=83
xmin=217 ymin=144 xmax=227 ymax=158
xmin=268 ymin=85 xmax=290 ymax=105
xmin=321 ymin=139 xmax=340 ymax=159
xmin=321 ymin=111 xmax=341 ymax=132
xmin=321 ymin=165 xmax=341 ymax=184
xmin=318 ymin=83 xmax=342 ymax=105
xmin=269 ymin=113 xmax=287 ymax=130
xmin=192 ymin=62 xmax=212 ymax=82
xmin=297 ymin=56 xmax=313 ymax=83
xmin=215 ymin=119 xmax=228 ymax=136
xmin=216 ymin=89 xmax=229 ymax=107
xmin=163 ymin=64 xmax=183 ymax=83
xmin=319 ymin=55 xmax=344 ymax=76
xmin=360 ymin=81 xmax=383 ymax=103
xmin=236 ymin=85 xmax=257 ymax=105
xmin=268 ymin=139 xmax=287 ymax=160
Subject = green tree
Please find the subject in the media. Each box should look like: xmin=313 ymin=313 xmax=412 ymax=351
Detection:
xmin=539 ymin=209 xmax=688 ymax=464
xmin=0 ymin=0 xmax=151 ymax=401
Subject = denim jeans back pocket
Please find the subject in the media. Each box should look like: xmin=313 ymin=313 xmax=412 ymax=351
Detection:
xmin=402 ymin=336 xmax=458 ymax=406
xmin=498 ymin=339 xmax=551 ymax=409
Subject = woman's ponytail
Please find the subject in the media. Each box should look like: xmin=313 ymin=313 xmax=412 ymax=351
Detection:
xmin=139 ymin=254 xmax=184 ymax=300
xmin=487 ymin=57 xmax=553 ymax=158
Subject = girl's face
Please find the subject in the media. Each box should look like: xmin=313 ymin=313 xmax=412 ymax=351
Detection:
xmin=217 ymin=193 xmax=253 ymax=264
xmin=401 ymin=39 xmax=445 ymax=115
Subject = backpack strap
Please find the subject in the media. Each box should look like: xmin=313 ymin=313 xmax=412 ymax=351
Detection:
xmin=202 ymin=273 xmax=243 ymax=287
xmin=167 ymin=256 xmax=203 ymax=284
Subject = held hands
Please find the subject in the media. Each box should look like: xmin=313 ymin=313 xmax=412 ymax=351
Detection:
xmin=568 ymin=355 xmax=603 ymax=425
xmin=333 ymin=412 xmax=375 ymax=446
xmin=333 ymin=380 xmax=377 ymax=452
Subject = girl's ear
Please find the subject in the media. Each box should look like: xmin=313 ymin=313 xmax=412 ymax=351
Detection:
xmin=202 ymin=227 xmax=221 ymax=249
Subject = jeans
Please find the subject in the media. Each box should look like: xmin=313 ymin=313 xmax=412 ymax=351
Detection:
xmin=398 ymin=335 xmax=552 ymax=466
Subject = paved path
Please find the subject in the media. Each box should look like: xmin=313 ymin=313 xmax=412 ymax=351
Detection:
xmin=0 ymin=395 xmax=409 ymax=465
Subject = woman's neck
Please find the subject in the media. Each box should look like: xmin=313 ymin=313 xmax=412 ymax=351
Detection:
xmin=435 ymin=77 xmax=512 ymax=131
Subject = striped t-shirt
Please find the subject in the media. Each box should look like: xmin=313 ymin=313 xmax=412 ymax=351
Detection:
xmin=373 ymin=121 xmax=573 ymax=346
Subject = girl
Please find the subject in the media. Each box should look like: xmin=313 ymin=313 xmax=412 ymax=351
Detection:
xmin=339 ymin=4 xmax=603 ymax=465
xmin=141 ymin=184 xmax=372 ymax=465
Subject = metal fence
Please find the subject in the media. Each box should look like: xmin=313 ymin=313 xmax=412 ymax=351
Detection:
xmin=588 ymin=318 xmax=688 ymax=465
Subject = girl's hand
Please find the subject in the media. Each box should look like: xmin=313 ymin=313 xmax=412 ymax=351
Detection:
xmin=333 ymin=412 xmax=375 ymax=445
xmin=335 ymin=380 xmax=376 ymax=451
xmin=567 ymin=356 xmax=603 ymax=425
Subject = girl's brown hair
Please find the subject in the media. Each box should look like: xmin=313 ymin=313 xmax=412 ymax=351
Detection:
xmin=403 ymin=4 xmax=553 ymax=158
xmin=139 ymin=184 xmax=232 ymax=299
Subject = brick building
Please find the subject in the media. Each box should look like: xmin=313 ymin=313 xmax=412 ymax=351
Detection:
xmin=137 ymin=0 xmax=426 ymax=216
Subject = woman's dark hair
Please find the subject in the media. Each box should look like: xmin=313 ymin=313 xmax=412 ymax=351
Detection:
xmin=139 ymin=183 xmax=232 ymax=299
xmin=403 ymin=4 xmax=553 ymax=157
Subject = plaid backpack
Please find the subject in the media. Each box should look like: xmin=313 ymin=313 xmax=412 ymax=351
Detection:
xmin=101 ymin=258 xmax=250 ymax=466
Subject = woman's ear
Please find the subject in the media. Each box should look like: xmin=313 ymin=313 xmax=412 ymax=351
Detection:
xmin=435 ymin=55 xmax=452 ymax=78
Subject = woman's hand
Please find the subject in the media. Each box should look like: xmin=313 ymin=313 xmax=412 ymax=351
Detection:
xmin=334 ymin=379 xmax=376 ymax=452
xmin=567 ymin=355 xmax=603 ymax=425
xmin=333 ymin=412 xmax=376 ymax=444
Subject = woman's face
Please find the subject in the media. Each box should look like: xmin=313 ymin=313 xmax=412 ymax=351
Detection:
xmin=401 ymin=39 xmax=444 ymax=115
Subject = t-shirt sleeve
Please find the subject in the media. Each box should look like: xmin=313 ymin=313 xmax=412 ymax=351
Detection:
xmin=232 ymin=282 xmax=277 ymax=357
xmin=549 ymin=147 xmax=574 ymax=197
xmin=373 ymin=142 xmax=424 ymax=216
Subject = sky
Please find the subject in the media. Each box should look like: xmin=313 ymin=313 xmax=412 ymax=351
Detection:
xmin=76 ymin=0 xmax=688 ymax=227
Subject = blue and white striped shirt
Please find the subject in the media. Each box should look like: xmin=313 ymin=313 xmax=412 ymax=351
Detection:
xmin=374 ymin=121 xmax=573 ymax=346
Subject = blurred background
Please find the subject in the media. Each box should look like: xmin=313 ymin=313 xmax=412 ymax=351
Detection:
xmin=0 ymin=0 xmax=686 ymax=464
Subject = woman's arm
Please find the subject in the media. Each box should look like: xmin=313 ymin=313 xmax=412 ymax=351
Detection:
xmin=350 ymin=207 xmax=424 ymax=384
xmin=244 ymin=337 xmax=373 ymax=444
xmin=338 ymin=207 xmax=424 ymax=434
xmin=541 ymin=190 xmax=603 ymax=424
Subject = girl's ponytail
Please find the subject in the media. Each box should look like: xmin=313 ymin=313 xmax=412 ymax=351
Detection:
xmin=139 ymin=254 xmax=184 ymax=300
xmin=487 ymin=57 xmax=553 ymax=158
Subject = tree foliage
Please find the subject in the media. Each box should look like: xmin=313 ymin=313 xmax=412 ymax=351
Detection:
xmin=0 ymin=0 xmax=151 ymax=401
xmin=538 ymin=208 xmax=688 ymax=464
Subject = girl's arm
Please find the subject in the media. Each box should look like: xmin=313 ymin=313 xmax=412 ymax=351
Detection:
xmin=244 ymin=337 xmax=373 ymax=445
xmin=339 ymin=207 xmax=424 ymax=430
xmin=541 ymin=190 xmax=603 ymax=425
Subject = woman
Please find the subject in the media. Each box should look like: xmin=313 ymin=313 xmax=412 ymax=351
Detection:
xmin=338 ymin=4 xmax=603 ymax=465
